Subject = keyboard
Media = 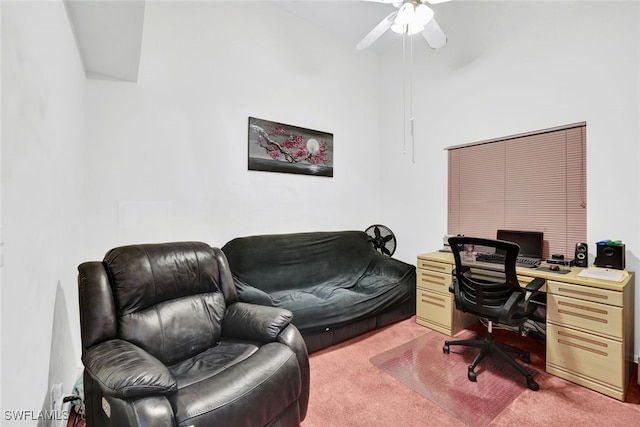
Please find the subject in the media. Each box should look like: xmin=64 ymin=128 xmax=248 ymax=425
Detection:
xmin=475 ymin=253 xmax=541 ymax=268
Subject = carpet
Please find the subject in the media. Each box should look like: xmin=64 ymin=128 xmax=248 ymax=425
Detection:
xmin=370 ymin=328 xmax=540 ymax=427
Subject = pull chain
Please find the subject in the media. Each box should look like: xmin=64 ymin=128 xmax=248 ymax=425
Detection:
xmin=402 ymin=31 xmax=416 ymax=163
xmin=409 ymin=34 xmax=415 ymax=164
xmin=402 ymin=32 xmax=407 ymax=157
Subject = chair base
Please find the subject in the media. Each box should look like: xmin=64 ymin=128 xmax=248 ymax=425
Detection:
xmin=443 ymin=329 xmax=539 ymax=391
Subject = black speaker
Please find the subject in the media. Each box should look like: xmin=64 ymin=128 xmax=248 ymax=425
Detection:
xmin=574 ymin=243 xmax=588 ymax=267
xmin=595 ymin=244 xmax=625 ymax=270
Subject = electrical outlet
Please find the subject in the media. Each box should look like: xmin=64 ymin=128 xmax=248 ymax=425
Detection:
xmin=51 ymin=383 xmax=63 ymax=413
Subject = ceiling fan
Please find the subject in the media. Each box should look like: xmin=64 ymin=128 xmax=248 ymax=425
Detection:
xmin=356 ymin=0 xmax=450 ymax=51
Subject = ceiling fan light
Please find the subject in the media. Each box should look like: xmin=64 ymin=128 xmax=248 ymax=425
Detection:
xmin=414 ymin=4 xmax=434 ymax=27
xmin=390 ymin=22 xmax=406 ymax=34
xmin=407 ymin=24 xmax=425 ymax=36
xmin=395 ymin=3 xmax=415 ymax=25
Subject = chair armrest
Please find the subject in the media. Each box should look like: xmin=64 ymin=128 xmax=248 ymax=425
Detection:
xmin=497 ymin=278 xmax=545 ymax=323
xmin=82 ymin=339 xmax=177 ymax=399
xmin=524 ymin=277 xmax=546 ymax=302
xmin=525 ymin=277 xmax=545 ymax=293
xmin=223 ymin=302 xmax=293 ymax=342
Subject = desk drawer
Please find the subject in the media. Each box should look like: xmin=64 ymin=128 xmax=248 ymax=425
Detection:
xmin=417 ymin=288 xmax=452 ymax=329
xmin=547 ymin=323 xmax=624 ymax=391
xmin=547 ymin=281 xmax=623 ymax=307
xmin=547 ymin=294 xmax=623 ymax=340
xmin=417 ymin=259 xmax=453 ymax=274
xmin=417 ymin=268 xmax=451 ymax=293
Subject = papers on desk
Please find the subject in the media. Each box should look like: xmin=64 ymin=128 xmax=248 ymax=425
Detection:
xmin=577 ymin=267 xmax=627 ymax=282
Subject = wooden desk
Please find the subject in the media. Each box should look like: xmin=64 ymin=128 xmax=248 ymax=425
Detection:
xmin=416 ymin=251 xmax=635 ymax=401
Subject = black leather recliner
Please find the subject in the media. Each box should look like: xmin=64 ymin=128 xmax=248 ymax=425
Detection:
xmin=78 ymin=241 xmax=310 ymax=426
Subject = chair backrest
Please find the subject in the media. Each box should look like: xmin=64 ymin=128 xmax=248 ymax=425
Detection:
xmin=79 ymin=242 xmax=238 ymax=365
xmin=447 ymin=236 xmax=523 ymax=322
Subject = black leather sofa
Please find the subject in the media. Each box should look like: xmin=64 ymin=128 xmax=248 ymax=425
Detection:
xmin=222 ymin=231 xmax=416 ymax=353
xmin=78 ymin=242 xmax=309 ymax=427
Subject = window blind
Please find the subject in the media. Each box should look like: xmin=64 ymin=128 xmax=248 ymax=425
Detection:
xmin=447 ymin=123 xmax=586 ymax=259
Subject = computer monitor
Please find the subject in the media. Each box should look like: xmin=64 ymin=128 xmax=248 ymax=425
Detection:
xmin=496 ymin=230 xmax=544 ymax=259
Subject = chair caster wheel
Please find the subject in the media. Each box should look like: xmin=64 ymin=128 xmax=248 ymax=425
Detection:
xmin=467 ymin=366 xmax=477 ymax=382
xmin=526 ymin=376 xmax=539 ymax=391
xmin=443 ymin=343 xmax=450 ymax=354
xmin=521 ymin=352 xmax=531 ymax=364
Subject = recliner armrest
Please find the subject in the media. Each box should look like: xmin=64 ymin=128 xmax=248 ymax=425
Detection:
xmin=223 ymin=302 xmax=293 ymax=342
xmin=83 ymin=339 xmax=177 ymax=399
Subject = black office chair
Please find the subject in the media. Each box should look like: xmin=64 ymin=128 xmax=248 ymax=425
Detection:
xmin=443 ymin=236 xmax=545 ymax=391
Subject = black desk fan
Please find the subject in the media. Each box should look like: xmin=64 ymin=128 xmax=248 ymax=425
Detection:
xmin=365 ymin=225 xmax=397 ymax=256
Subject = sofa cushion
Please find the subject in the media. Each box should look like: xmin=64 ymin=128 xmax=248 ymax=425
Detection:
xmin=270 ymin=272 xmax=414 ymax=332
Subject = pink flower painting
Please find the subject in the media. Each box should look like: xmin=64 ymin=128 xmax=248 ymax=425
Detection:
xmin=248 ymin=117 xmax=334 ymax=177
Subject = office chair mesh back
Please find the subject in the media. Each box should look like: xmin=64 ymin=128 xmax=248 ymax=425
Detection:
xmin=458 ymin=275 xmax=513 ymax=307
xmin=449 ymin=237 xmax=532 ymax=325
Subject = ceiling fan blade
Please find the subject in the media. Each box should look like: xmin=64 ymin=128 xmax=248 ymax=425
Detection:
xmin=356 ymin=11 xmax=397 ymax=50
xmin=420 ymin=17 xmax=447 ymax=49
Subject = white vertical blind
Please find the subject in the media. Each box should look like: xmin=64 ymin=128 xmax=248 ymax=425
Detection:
xmin=447 ymin=123 xmax=586 ymax=259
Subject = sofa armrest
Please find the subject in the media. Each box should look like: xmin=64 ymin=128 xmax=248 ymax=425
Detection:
xmin=83 ymin=339 xmax=177 ymax=399
xmin=223 ymin=302 xmax=293 ymax=342
xmin=233 ymin=276 xmax=274 ymax=306
xmin=367 ymin=252 xmax=416 ymax=279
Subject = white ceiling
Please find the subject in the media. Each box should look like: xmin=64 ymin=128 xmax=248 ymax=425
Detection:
xmin=63 ymin=0 xmax=456 ymax=82
xmin=271 ymin=1 xmax=407 ymax=53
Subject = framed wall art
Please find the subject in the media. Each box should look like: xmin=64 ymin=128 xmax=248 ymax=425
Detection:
xmin=248 ymin=117 xmax=333 ymax=177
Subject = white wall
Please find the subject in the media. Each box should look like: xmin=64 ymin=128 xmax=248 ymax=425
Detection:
xmin=2 ymin=2 xmax=639 ymax=421
xmin=380 ymin=1 xmax=640 ymax=356
xmin=83 ymin=1 xmax=384 ymax=259
xmin=0 ymin=0 xmax=3 ymax=414
xmin=0 ymin=0 xmax=4 ymax=416
xmin=1 ymin=1 xmax=86 ymax=425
